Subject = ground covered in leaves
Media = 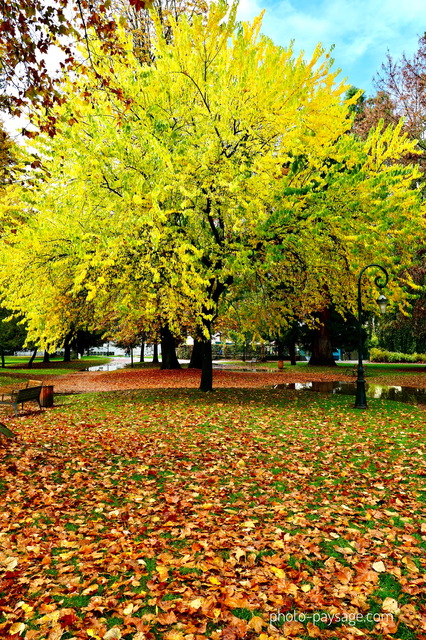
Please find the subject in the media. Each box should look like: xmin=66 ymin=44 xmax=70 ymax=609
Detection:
xmin=1 ymin=384 xmax=426 ymax=640
xmin=32 ymin=363 xmax=426 ymax=395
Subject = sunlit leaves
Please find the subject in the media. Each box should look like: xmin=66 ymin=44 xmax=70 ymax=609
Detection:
xmin=0 ymin=375 xmax=425 ymax=638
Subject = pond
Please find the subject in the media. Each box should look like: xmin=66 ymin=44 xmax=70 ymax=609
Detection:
xmin=273 ymin=381 xmax=426 ymax=406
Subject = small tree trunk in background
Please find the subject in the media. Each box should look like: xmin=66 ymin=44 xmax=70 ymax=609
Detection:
xmin=276 ymin=339 xmax=285 ymax=360
xmin=63 ymin=335 xmax=71 ymax=362
xmin=199 ymin=320 xmax=213 ymax=392
xmin=289 ymin=341 xmax=297 ymax=366
xmin=188 ymin=337 xmax=203 ymax=368
xmin=140 ymin=341 xmax=145 ymax=363
xmin=309 ymin=307 xmax=337 ymax=366
xmin=28 ymin=347 xmax=37 ymax=369
xmin=152 ymin=342 xmax=159 ymax=363
xmin=0 ymin=347 xmax=5 ymax=368
xmin=160 ymin=326 xmax=181 ymax=370
xmin=43 ymin=350 xmax=50 ymax=364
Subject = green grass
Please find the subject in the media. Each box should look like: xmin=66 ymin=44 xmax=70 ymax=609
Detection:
xmin=1 ymin=386 xmax=425 ymax=638
xmin=0 ymin=355 xmax=113 ymax=378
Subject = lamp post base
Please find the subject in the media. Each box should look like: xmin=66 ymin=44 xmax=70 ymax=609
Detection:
xmin=354 ymin=379 xmax=368 ymax=409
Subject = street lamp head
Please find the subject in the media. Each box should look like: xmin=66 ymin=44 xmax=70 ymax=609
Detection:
xmin=376 ymin=294 xmax=389 ymax=314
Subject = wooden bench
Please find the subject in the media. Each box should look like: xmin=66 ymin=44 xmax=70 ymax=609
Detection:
xmin=0 ymin=380 xmax=43 ymax=416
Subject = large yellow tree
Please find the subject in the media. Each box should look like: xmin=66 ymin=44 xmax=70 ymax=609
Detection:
xmin=0 ymin=1 xmax=424 ymax=388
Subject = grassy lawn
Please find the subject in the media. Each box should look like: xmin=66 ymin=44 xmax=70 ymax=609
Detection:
xmin=1 ymin=388 xmax=425 ymax=639
xmin=0 ymin=356 xmax=113 ymax=381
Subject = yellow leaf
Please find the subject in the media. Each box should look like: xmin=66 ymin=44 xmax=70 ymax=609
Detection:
xmin=301 ymin=584 xmax=311 ymax=592
xmin=104 ymin=628 xmax=122 ymax=640
xmin=270 ymin=566 xmax=285 ymax=578
xmin=382 ymin=597 xmax=400 ymax=614
xmin=39 ymin=611 xmax=60 ymax=625
xmin=15 ymin=601 xmax=33 ymax=614
xmin=82 ymin=583 xmax=99 ymax=595
xmin=9 ymin=622 xmax=26 ymax=636
xmin=208 ymin=576 xmax=221 ymax=585
xmin=402 ymin=556 xmax=418 ymax=573
xmin=163 ymin=632 xmax=184 ymax=640
xmin=247 ymin=615 xmax=264 ymax=632
xmin=5 ymin=557 xmax=18 ymax=571
xmin=234 ymin=547 xmax=245 ymax=561
xmin=188 ymin=597 xmax=203 ymax=609
xmin=123 ymin=602 xmax=134 ymax=615
xmin=372 ymin=561 xmax=386 ymax=572
xmin=157 ymin=565 xmax=169 ymax=581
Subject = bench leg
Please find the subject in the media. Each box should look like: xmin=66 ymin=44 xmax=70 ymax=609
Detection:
xmin=12 ymin=402 xmax=19 ymax=417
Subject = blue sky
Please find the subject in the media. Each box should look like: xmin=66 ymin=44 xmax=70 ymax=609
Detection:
xmin=237 ymin=0 xmax=425 ymax=96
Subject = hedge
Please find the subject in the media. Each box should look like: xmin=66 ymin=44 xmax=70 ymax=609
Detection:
xmin=370 ymin=348 xmax=426 ymax=363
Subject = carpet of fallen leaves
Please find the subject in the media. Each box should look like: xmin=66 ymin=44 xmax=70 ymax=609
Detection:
xmin=1 ymin=374 xmax=426 ymax=640
xmin=36 ymin=365 xmax=426 ymax=395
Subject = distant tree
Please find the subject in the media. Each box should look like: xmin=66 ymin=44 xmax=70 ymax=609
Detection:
xmin=351 ymin=35 xmax=426 ymax=169
xmin=345 ymin=85 xmax=366 ymax=115
xmin=0 ymin=308 xmax=26 ymax=366
xmin=377 ymin=260 xmax=426 ymax=354
xmin=300 ymin=305 xmax=365 ymax=362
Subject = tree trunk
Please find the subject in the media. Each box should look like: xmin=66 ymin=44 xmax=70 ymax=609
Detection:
xmin=308 ymin=307 xmax=337 ymax=366
xmin=289 ymin=341 xmax=297 ymax=366
xmin=199 ymin=329 xmax=213 ymax=392
xmin=28 ymin=347 xmax=37 ymax=369
xmin=152 ymin=342 xmax=159 ymax=363
xmin=140 ymin=340 xmax=145 ymax=363
xmin=197 ymin=279 xmax=230 ymax=391
xmin=63 ymin=335 xmax=71 ymax=362
xmin=188 ymin=337 xmax=203 ymax=368
xmin=276 ymin=338 xmax=285 ymax=360
xmin=160 ymin=326 xmax=181 ymax=370
xmin=0 ymin=347 xmax=5 ymax=368
xmin=43 ymin=350 xmax=50 ymax=364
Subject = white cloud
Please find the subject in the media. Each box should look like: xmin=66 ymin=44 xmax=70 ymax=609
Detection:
xmin=237 ymin=0 xmax=425 ymax=93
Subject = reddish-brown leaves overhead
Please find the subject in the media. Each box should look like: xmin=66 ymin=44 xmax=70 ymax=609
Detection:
xmin=128 ymin=0 xmax=153 ymax=10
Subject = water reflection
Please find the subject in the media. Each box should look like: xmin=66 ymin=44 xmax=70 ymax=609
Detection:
xmin=273 ymin=381 xmax=426 ymax=405
xmin=86 ymin=362 xmax=129 ymax=372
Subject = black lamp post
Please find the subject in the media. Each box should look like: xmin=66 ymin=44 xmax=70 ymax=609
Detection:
xmin=355 ymin=264 xmax=389 ymax=409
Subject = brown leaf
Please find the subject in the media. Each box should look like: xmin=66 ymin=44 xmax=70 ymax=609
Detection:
xmin=157 ymin=611 xmax=177 ymax=625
